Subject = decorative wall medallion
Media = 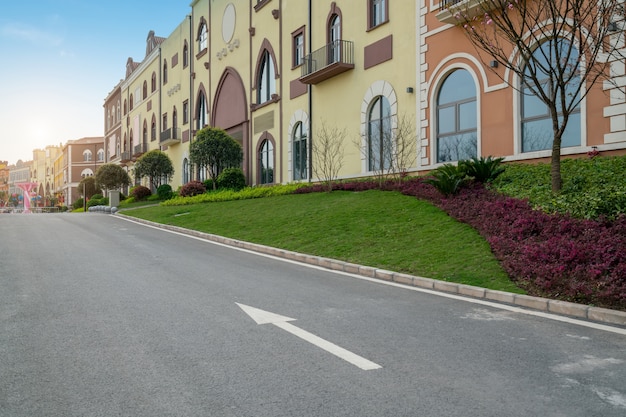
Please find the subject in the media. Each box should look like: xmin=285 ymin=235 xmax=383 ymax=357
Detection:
xmin=222 ymin=3 xmax=236 ymax=43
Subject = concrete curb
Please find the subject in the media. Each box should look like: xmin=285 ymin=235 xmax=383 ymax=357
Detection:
xmin=117 ymin=214 xmax=626 ymax=328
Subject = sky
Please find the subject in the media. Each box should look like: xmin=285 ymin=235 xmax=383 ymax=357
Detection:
xmin=0 ymin=0 xmax=191 ymax=166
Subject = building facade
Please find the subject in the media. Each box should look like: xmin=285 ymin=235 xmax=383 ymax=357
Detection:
xmin=56 ymin=137 xmax=105 ymax=205
xmin=106 ymin=0 xmax=626 ymax=192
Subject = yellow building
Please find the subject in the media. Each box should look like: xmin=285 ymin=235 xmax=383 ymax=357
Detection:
xmin=108 ymin=0 xmax=419 ymax=189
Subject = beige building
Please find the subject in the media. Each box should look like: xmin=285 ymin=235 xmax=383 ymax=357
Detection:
xmin=30 ymin=145 xmax=61 ymax=206
xmin=56 ymin=137 xmax=105 ymax=206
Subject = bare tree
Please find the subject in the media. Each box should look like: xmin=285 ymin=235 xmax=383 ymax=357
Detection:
xmin=386 ymin=113 xmax=419 ymax=185
xmin=357 ymin=112 xmax=419 ymax=186
xmin=312 ymin=120 xmax=347 ymax=192
xmin=450 ymin=0 xmax=624 ymax=192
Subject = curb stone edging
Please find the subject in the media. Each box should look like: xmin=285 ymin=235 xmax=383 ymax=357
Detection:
xmin=116 ymin=213 xmax=626 ymax=328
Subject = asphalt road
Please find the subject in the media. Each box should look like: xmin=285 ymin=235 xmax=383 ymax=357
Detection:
xmin=1 ymin=213 xmax=625 ymax=417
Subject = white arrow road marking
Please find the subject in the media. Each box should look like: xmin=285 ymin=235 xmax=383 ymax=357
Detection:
xmin=236 ymin=303 xmax=382 ymax=371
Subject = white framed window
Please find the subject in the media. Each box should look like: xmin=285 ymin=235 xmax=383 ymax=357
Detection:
xmin=257 ymin=51 xmax=276 ymax=104
xmin=436 ymin=69 xmax=477 ymax=163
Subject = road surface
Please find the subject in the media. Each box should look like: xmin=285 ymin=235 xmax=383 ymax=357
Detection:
xmin=1 ymin=213 xmax=625 ymax=416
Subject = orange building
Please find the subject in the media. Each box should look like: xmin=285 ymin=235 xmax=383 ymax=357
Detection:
xmin=418 ymin=1 xmax=625 ymax=170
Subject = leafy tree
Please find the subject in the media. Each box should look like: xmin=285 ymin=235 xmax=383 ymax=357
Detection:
xmin=133 ymin=150 xmax=174 ymax=191
xmin=451 ymin=0 xmax=624 ymax=192
xmin=95 ymin=163 xmax=131 ymax=192
xmin=77 ymin=176 xmax=100 ymax=200
xmin=189 ymin=127 xmax=243 ymax=190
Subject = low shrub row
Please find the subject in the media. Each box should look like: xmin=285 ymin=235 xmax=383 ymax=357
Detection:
xmin=163 ymin=183 xmax=306 ymax=206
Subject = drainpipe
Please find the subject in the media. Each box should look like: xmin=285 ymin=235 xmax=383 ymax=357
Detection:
xmin=307 ymin=0 xmax=313 ymax=182
xmin=188 ymin=13 xmax=194 ymax=182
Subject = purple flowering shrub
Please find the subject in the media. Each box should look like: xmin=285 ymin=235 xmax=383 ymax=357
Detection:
xmin=179 ymin=180 xmax=206 ymax=197
xmin=400 ymin=178 xmax=626 ymax=309
xmin=130 ymin=185 xmax=151 ymax=201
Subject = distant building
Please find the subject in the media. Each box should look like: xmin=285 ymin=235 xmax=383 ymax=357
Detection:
xmin=55 ymin=137 xmax=105 ymax=206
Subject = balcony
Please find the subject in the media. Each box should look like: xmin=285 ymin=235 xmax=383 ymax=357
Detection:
xmin=120 ymin=152 xmax=131 ymax=163
xmin=299 ymin=40 xmax=354 ymax=85
xmin=160 ymin=127 xmax=182 ymax=146
xmin=436 ymin=0 xmax=501 ymax=25
xmin=133 ymin=143 xmax=147 ymax=157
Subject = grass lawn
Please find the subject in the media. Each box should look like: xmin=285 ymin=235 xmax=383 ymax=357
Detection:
xmin=122 ymin=190 xmax=523 ymax=294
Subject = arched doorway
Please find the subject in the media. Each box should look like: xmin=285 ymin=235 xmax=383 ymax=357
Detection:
xmin=212 ymin=68 xmax=250 ymax=183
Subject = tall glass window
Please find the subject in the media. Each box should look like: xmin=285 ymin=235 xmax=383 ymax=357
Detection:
xmin=329 ymin=15 xmax=341 ymax=63
xmin=368 ymin=96 xmax=392 ymax=171
xmin=197 ymin=92 xmax=208 ymax=129
xmin=292 ymin=122 xmax=308 ymax=180
xmin=199 ymin=23 xmax=207 ymax=51
xmin=257 ymin=51 xmax=276 ymax=104
xmin=259 ymin=140 xmax=274 ymax=184
xmin=521 ymin=39 xmax=580 ymax=153
xmin=436 ymin=69 xmax=477 ymax=162
xmin=371 ymin=0 xmax=386 ymax=27
xmin=183 ymin=158 xmax=189 ymax=184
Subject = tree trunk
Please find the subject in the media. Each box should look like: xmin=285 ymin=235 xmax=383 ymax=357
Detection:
xmin=550 ymin=131 xmax=563 ymax=194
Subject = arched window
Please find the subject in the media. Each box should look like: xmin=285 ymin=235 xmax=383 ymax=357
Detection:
xmin=259 ymin=139 xmax=274 ymax=184
xmin=81 ymin=169 xmax=94 ymax=178
xmin=183 ymin=158 xmax=189 ymax=184
xmin=83 ymin=150 xmax=93 ymax=162
xmin=129 ymin=94 xmax=134 ymax=111
xmin=173 ymin=107 xmax=178 ymax=130
xmin=197 ymin=91 xmax=208 ymax=129
xmin=292 ymin=122 xmax=308 ymax=180
xmin=97 ymin=149 xmax=104 ymax=162
xmin=151 ymin=117 xmax=156 ymax=142
xmin=183 ymin=41 xmax=189 ymax=68
xmin=257 ymin=50 xmax=276 ymax=104
xmin=521 ymin=39 xmax=581 ymax=153
xmin=163 ymin=61 xmax=168 ymax=85
xmin=143 ymin=120 xmax=148 ymax=146
xmin=436 ymin=69 xmax=477 ymax=163
xmin=198 ymin=21 xmax=207 ymax=51
xmin=329 ymin=14 xmax=341 ymax=63
xmin=142 ymin=80 xmax=147 ymax=99
xmin=151 ymin=72 xmax=157 ymax=92
xmin=368 ymin=96 xmax=392 ymax=171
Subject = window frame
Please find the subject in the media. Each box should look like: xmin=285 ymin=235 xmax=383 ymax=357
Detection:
xmin=258 ymin=138 xmax=275 ymax=184
xmin=435 ymin=69 xmax=478 ymax=163
xmin=367 ymin=96 xmax=393 ymax=172
xmin=367 ymin=0 xmax=388 ymax=30
xmin=198 ymin=20 xmax=208 ymax=52
xmin=520 ymin=39 xmax=581 ymax=154
xmin=292 ymin=27 xmax=305 ymax=69
xmin=292 ymin=121 xmax=308 ymax=180
xmin=257 ymin=50 xmax=276 ymax=104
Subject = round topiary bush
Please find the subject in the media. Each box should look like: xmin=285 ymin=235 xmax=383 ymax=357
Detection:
xmin=131 ymin=185 xmax=151 ymax=201
xmin=157 ymin=184 xmax=173 ymax=200
xmin=179 ymin=180 xmax=206 ymax=197
xmin=217 ymin=168 xmax=246 ymax=191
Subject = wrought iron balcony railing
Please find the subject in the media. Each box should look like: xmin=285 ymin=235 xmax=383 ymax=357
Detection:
xmin=160 ymin=127 xmax=182 ymax=146
xmin=120 ymin=152 xmax=131 ymax=163
xmin=133 ymin=143 xmax=146 ymax=156
xmin=436 ymin=0 xmax=500 ymax=25
xmin=299 ymin=40 xmax=354 ymax=85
